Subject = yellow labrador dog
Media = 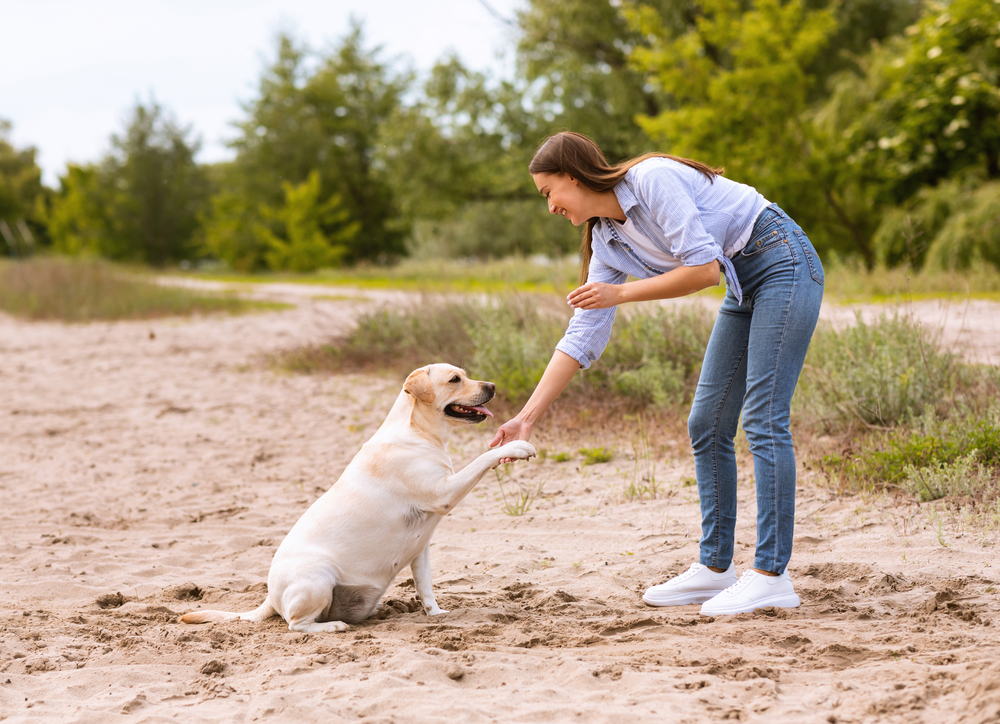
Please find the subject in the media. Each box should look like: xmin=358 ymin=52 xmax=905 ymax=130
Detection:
xmin=180 ymin=364 xmax=535 ymax=633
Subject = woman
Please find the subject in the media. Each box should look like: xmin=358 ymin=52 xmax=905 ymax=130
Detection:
xmin=490 ymin=132 xmax=823 ymax=616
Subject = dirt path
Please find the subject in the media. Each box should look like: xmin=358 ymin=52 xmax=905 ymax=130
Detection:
xmin=2 ymin=292 xmax=1000 ymax=723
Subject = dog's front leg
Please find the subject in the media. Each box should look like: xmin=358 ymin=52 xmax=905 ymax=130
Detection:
xmin=428 ymin=441 xmax=536 ymax=515
xmin=411 ymin=544 xmax=446 ymax=615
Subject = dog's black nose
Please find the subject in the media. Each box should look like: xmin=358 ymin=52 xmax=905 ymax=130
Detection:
xmin=484 ymin=382 xmax=496 ymax=394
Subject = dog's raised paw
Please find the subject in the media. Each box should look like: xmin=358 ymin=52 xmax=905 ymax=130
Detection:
xmin=500 ymin=441 xmax=536 ymax=460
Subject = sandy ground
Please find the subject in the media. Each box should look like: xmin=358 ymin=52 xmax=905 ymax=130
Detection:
xmin=2 ymin=288 xmax=1000 ymax=724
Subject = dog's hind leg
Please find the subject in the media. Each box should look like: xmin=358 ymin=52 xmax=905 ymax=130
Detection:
xmin=281 ymin=582 xmax=351 ymax=633
xmin=411 ymin=544 xmax=446 ymax=615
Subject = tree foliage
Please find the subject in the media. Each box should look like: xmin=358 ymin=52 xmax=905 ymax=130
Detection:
xmin=205 ymin=27 xmax=409 ymax=268
xmin=28 ymin=4 xmax=1000 ymax=273
xmin=256 ymin=171 xmax=360 ymax=272
xmin=0 ymin=120 xmax=48 ymax=255
xmin=48 ymin=101 xmax=208 ymax=264
xmin=841 ymin=0 xmax=1000 ymax=203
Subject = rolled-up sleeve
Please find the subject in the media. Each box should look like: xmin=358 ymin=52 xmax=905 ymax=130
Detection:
xmin=555 ymin=253 xmax=626 ymax=369
xmin=632 ymin=164 xmax=744 ymax=303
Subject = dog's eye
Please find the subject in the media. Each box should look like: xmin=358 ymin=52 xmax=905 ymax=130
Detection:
xmin=449 ymin=376 xmax=460 ymax=384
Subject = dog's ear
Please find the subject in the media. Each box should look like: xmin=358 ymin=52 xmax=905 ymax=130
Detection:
xmin=404 ymin=368 xmax=435 ymax=404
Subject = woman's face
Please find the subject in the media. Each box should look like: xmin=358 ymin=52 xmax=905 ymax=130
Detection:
xmin=532 ymin=172 xmax=591 ymax=226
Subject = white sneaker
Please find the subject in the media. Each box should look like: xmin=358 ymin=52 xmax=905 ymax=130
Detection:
xmin=699 ymin=569 xmax=800 ymax=616
xmin=642 ymin=562 xmax=738 ymax=607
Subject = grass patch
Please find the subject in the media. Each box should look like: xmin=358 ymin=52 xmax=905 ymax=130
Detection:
xmin=823 ymin=259 xmax=1000 ymax=303
xmin=820 ymin=418 xmax=1000 ymax=490
xmin=178 ymin=254 xmax=999 ymax=302
xmin=0 ymin=257 xmax=278 ymax=322
xmin=795 ymin=313 xmax=970 ymax=432
xmin=273 ymin=293 xmax=715 ymax=411
xmin=176 ymin=256 xmax=584 ymax=294
xmin=579 ymin=447 xmax=613 ymax=466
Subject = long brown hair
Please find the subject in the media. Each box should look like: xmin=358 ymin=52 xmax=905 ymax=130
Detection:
xmin=528 ymin=132 xmax=724 ymax=285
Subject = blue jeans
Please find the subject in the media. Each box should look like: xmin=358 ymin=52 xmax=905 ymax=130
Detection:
xmin=688 ymin=205 xmax=823 ymax=575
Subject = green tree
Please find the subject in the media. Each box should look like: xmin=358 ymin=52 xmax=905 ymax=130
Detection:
xmin=211 ymin=26 xmax=409 ymax=267
xmin=515 ymin=0 xmax=674 ymax=162
xmin=841 ymin=0 xmax=1000 ymax=204
xmin=0 ymin=119 xmax=48 ymax=255
xmin=375 ymin=55 xmax=582 ymax=258
xmin=109 ymin=101 xmax=209 ymax=264
xmin=255 ymin=171 xmax=360 ymax=272
xmin=48 ymin=100 xmax=209 ymax=264
xmin=625 ymin=0 xmax=887 ymax=262
xmin=198 ymin=185 xmax=264 ymax=271
xmin=47 ymin=164 xmax=116 ymax=257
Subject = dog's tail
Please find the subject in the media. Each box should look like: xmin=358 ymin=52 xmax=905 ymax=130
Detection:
xmin=179 ymin=599 xmax=276 ymax=625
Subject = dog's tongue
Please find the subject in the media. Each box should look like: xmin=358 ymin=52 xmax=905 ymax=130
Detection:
xmin=470 ymin=405 xmax=493 ymax=418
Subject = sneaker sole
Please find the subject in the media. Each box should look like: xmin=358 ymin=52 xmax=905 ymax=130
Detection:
xmin=642 ymin=590 xmax=728 ymax=607
xmin=699 ymin=592 xmax=801 ymax=616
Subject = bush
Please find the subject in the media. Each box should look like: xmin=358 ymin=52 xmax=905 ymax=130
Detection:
xmin=466 ymin=295 xmax=568 ymax=402
xmin=796 ymin=313 xmax=960 ymax=431
xmin=279 ymin=296 xmax=485 ymax=374
xmin=871 ymin=178 xmax=966 ymax=269
xmin=820 ymin=417 xmax=1000 ymax=491
xmin=924 ymin=181 xmax=1000 ymax=272
xmin=871 ymin=178 xmax=1000 ymax=273
xmin=902 ymin=452 xmax=995 ymax=502
xmin=275 ymin=294 xmax=715 ymax=410
xmin=593 ymin=304 xmax=714 ymax=409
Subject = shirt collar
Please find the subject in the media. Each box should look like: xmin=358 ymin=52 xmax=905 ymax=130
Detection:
xmin=612 ymin=174 xmax=640 ymax=217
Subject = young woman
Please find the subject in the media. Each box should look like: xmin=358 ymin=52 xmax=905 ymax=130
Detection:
xmin=490 ymin=131 xmax=824 ymax=615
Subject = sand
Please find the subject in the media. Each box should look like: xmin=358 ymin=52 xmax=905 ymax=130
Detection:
xmin=2 ymin=286 xmax=1000 ymax=724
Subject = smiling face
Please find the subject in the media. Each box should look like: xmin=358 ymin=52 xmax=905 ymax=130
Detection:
xmin=532 ymin=172 xmax=594 ymax=227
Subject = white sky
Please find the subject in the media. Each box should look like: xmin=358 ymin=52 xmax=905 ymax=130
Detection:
xmin=1 ymin=0 xmax=524 ymax=185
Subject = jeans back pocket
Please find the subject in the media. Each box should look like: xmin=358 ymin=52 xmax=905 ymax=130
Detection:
xmin=793 ymin=229 xmax=825 ymax=285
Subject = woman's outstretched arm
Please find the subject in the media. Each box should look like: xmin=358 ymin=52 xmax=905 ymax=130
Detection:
xmin=489 ymin=350 xmax=580 ymax=451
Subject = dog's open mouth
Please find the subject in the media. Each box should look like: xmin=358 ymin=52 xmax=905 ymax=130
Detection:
xmin=445 ymin=403 xmax=493 ymax=422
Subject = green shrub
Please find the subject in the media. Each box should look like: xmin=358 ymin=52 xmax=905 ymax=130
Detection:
xmin=466 ymin=296 xmax=568 ymax=402
xmin=820 ymin=418 xmax=1000 ymax=491
xmin=871 ymin=178 xmax=1000 ymax=273
xmin=796 ymin=313 xmax=959 ymax=431
xmin=579 ymin=447 xmax=613 ymax=465
xmin=277 ymin=294 xmax=715 ymax=410
xmin=871 ymin=178 xmax=967 ymax=269
xmin=902 ymin=452 xmax=994 ymax=502
xmin=591 ymin=304 xmax=714 ymax=408
xmin=924 ymin=181 xmax=1000 ymax=272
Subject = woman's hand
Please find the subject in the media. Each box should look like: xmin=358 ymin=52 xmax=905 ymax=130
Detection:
xmin=567 ymin=282 xmax=622 ymax=310
xmin=490 ymin=416 xmax=533 ymax=465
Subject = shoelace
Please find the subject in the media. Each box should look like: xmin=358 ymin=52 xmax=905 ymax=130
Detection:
xmin=720 ymin=570 xmax=759 ymax=596
xmin=672 ymin=563 xmax=704 ymax=582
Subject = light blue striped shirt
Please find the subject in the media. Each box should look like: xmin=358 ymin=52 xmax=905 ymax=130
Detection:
xmin=555 ymin=157 xmax=770 ymax=369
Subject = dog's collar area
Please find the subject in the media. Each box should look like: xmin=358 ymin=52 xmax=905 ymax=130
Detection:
xmin=444 ymin=403 xmax=492 ymax=421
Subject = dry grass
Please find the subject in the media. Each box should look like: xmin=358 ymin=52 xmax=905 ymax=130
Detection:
xmin=0 ymin=257 xmax=281 ymax=322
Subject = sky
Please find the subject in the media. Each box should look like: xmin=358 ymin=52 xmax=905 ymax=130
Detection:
xmin=1 ymin=0 xmax=524 ymax=185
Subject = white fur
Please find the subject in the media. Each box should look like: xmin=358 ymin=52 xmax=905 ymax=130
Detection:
xmin=180 ymin=364 xmax=535 ymax=633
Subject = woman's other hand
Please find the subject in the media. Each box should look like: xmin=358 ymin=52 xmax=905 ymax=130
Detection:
xmin=567 ymin=282 xmax=622 ymax=310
